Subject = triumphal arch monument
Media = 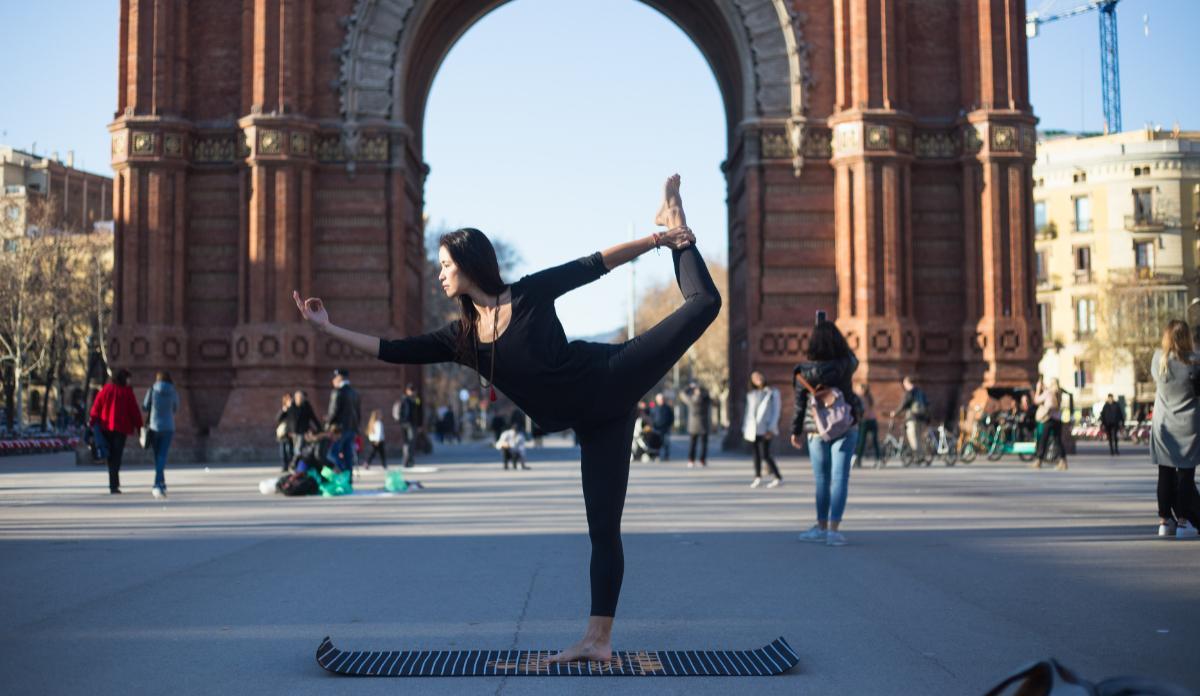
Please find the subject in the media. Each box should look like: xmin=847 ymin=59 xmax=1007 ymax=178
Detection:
xmin=110 ymin=0 xmax=1037 ymax=458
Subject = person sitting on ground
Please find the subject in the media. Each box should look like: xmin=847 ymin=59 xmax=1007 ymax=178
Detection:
xmin=496 ymin=422 xmax=530 ymax=470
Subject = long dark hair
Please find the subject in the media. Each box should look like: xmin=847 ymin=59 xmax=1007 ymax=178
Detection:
xmin=806 ymin=320 xmax=852 ymax=362
xmin=439 ymin=228 xmax=507 ymax=365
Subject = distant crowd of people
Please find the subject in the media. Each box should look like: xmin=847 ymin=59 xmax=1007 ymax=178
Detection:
xmin=81 ymin=316 xmax=1199 ymax=545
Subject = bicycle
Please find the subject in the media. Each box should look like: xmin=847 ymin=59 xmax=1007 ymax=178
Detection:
xmin=926 ymin=424 xmax=958 ymax=466
xmin=880 ymin=417 xmax=918 ymax=468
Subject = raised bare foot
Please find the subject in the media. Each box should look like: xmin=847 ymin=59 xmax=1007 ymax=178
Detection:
xmin=547 ymin=636 xmax=613 ymax=664
xmin=654 ymin=173 xmax=687 ymax=228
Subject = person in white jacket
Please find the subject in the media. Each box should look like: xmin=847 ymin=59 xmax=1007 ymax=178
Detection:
xmin=743 ymin=370 xmax=782 ymax=487
xmin=496 ymin=423 xmax=530 ymax=470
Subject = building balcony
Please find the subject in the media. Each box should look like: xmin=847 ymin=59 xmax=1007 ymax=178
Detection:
xmin=1124 ymin=214 xmax=1166 ymax=232
xmin=1108 ymin=265 xmax=1186 ymax=285
xmin=1035 ymin=224 xmax=1057 ymax=241
xmin=1073 ymin=269 xmax=1094 ymax=284
xmin=1036 ymin=273 xmax=1061 ymax=291
xmin=1071 ymin=221 xmax=1093 ymax=233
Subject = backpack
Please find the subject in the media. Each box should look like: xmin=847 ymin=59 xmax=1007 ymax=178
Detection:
xmin=795 ymin=374 xmax=855 ymax=442
xmin=909 ymin=389 xmax=928 ymax=418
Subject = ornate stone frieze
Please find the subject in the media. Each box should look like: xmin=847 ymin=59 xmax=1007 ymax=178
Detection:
xmin=914 ymin=130 xmax=959 ymax=159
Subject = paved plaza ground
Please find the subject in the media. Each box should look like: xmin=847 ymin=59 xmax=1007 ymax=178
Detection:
xmin=1 ymin=435 xmax=1197 ymax=695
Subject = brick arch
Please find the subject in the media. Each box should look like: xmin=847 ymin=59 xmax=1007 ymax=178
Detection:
xmin=336 ymin=0 xmax=811 ymax=170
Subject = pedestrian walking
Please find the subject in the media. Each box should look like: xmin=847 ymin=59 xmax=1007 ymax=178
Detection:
xmin=1100 ymin=394 xmax=1125 ymax=456
xmin=293 ymin=174 xmax=718 ymax=662
xmin=790 ymin=320 xmax=861 ymax=547
xmin=852 ymin=382 xmax=881 ymax=467
xmin=326 ymin=369 xmax=361 ymax=472
xmin=1033 ymin=377 xmax=1068 ymax=470
xmin=1150 ymin=320 xmax=1200 ymax=538
xmin=364 ymin=409 xmax=387 ymax=469
xmin=650 ymin=393 xmax=674 ymax=461
xmin=891 ymin=376 xmax=930 ymax=463
xmin=743 ymin=370 xmax=782 ymax=488
xmin=89 ymin=369 xmax=144 ymax=494
xmin=679 ymin=381 xmax=711 ymax=467
xmin=393 ymin=385 xmax=423 ymax=467
xmin=142 ymin=371 xmax=178 ymax=498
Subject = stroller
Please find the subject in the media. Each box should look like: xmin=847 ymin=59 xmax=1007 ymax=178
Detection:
xmin=631 ymin=415 xmax=663 ymax=462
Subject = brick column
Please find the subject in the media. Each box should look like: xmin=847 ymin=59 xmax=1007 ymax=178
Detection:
xmin=959 ymin=0 xmax=1040 ymax=397
xmin=109 ymin=0 xmax=194 ymax=447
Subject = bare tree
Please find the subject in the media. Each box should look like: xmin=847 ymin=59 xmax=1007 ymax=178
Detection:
xmin=1082 ymin=277 xmax=1186 ymax=397
xmin=633 ymin=259 xmax=729 ymax=401
xmin=0 ymin=197 xmax=61 ymax=428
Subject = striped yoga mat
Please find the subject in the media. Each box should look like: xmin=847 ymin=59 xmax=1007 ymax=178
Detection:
xmin=316 ymin=636 xmax=799 ymax=677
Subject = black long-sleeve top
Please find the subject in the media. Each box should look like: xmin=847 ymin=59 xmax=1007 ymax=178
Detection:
xmin=378 ymin=253 xmax=611 ymax=433
xmin=790 ymin=355 xmax=861 ymax=437
xmin=279 ymin=401 xmax=321 ymax=435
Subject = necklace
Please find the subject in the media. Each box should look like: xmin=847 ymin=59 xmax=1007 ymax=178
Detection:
xmin=474 ymin=294 xmax=499 ymax=402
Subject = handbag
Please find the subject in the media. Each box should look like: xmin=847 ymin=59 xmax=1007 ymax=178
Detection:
xmin=275 ymin=421 xmax=289 ymax=441
xmin=984 ymin=658 xmax=1194 ymax=696
xmin=138 ymin=427 xmax=153 ymax=449
xmin=794 ymin=373 xmax=854 ymax=442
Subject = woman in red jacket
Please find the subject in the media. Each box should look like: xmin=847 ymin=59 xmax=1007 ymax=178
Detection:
xmin=90 ymin=368 xmax=144 ymax=494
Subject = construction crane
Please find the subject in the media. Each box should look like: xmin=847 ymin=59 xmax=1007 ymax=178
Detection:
xmin=1026 ymin=0 xmax=1122 ymax=134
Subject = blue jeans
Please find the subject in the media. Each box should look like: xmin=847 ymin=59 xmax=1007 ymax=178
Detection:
xmin=151 ymin=430 xmax=173 ymax=489
xmin=91 ymin=424 xmax=110 ymax=460
xmin=328 ymin=431 xmax=358 ymax=472
xmin=809 ymin=429 xmax=857 ymax=523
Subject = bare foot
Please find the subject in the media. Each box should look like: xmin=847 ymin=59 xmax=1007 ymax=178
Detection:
xmin=547 ymin=636 xmax=613 ymax=665
xmin=654 ymin=173 xmax=687 ymax=228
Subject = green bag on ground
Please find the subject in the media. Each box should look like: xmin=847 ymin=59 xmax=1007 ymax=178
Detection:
xmin=318 ymin=466 xmax=353 ymax=497
xmin=385 ymin=469 xmax=409 ymax=493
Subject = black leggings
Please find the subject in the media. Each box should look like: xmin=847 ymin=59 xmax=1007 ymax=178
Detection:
xmin=1158 ymin=465 xmax=1200 ymax=527
xmin=688 ymin=433 xmax=708 ymax=463
xmin=1036 ymin=419 xmax=1064 ymax=462
xmin=104 ymin=430 xmax=128 ymax=492
xmin=365 ymin=442 xmax=386 ymax=468
xmin=752 ymin=436 xmax=781 ymax=479
xmin=575 ymin=246 xmax=720 ymax=617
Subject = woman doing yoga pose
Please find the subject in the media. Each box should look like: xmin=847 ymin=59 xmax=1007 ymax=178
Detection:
xmin=294 ymin=175 xmax=720 ymax=662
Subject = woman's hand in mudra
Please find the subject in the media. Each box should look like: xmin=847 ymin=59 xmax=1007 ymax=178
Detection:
xmin=293 ymin=290 xmax=330 ymax=330
xmin=659 ymin=225 xmax=695 ymax=250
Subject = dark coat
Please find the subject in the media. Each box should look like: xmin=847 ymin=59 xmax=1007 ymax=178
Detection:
xmin=650 ymin=403 xmax=674 ymax=432
xmin=327 ymin=383 xmax=361 ymax=433
xmin=1099 ymin=401 xmax=1124 ymax=428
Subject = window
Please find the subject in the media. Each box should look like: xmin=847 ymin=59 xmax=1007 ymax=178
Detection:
xmin=5 ymin=205 xmax=18 ymax=221
xmin=1074 ymin=246 xmax=1092 ymax=283
xmin=1075 ymin=298 xmax=1097 ymax=337
xmin=1073 ymin=171 xmax=1087 ymax=184
xmin=1135 ymin=241 xmax=1153 ymax=271
xmin=1133 ymin=188 xmax=1154 ymax=224
xmin=1038 ymin=302 xmax=1053 ymax=341
xmin=1075 ymin=360 xmax=1093 ymax=389
xmin=1036 ymin=250 xmax=1048 ymax=283
xmin=1133 ymin=166 xmax=1150 ymax=177
xmin=1073 ymin=196 xmax=1092 ymax=232
xmin=1034 ymin=201 xmax=1048 ymax=232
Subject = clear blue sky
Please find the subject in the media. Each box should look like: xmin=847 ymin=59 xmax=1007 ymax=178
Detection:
xmin=1 ymin=0 xmax=1196 ymax=336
